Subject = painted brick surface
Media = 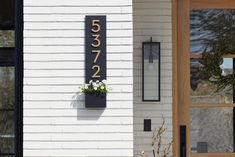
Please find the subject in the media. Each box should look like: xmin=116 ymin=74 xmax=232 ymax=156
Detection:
xmin=133 ymin=0 xmax=173 ymax=156
xmin=23 ymin=0 xmax=133 ymax=156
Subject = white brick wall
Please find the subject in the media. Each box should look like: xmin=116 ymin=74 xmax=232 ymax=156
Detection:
xmin=133 ymin=0 xmax=173 ymax=156
xmin=23 ymin=0 xmax=133 ymax=156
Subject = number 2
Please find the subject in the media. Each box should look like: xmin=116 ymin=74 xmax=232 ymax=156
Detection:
xmin=91 ymin=65 xmax=100 ymax=78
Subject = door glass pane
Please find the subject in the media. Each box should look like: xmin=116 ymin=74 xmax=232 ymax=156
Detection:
xmin=0 ymin=30 xmax=15 ymax=47
xmin=0 ymin=111 xmax=14 ymax=154
xmin=0 ymin=67 xmax=14 ymax=109
xmin=0 ymin=49 xmax=14 ymax=65
xmin=190 ymin=9 xmax=235 ymax=54
xmin=191 ymin=107 xmax=234 ymax=153
xmin=190 ymin=58 xmax=233 ymax=104
xmin=0 ymin=137 xmax=15 ymax=154
xmin=0 ymin=111 xmax=14 ymax=134
xmin=0 ymin=0 xmax=15 ymax=29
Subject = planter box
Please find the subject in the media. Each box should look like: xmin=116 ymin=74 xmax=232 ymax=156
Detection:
xmin=85 ymin=93 xmax=106 ymax=108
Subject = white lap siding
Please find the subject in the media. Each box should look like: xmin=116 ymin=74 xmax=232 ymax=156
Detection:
xmin=23 ymin=0 xmax=133 ymax=157
xmin=133 ymin=0 xmax=173 ymax=156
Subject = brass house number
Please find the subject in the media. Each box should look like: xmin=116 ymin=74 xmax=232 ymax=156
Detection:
xmin=85 ymin=16 xmax=106 ymax=83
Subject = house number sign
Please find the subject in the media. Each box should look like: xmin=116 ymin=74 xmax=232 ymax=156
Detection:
xmin=85 ymin=16 xmax=106 ymax=83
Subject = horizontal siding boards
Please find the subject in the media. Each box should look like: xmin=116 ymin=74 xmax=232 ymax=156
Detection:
xmin=24 ymin=0 xmax=132 ymax=6
xmin=24 ymin=54 xmax=133 ymax=62
xmin=24 ymin=37 xmax=132 ymax=45
xmin=24 ymin=117 xmax=133 ymax=125
xmin=24 ymin=6 xmax=132 ymax=14
xmin=133 ymin=0 xmax=173 ymax=156
xmin=24 ymin=22 xmax=132 ymax=30
xmin=24 ymin=0 xmax=133 ymax=157
xmin=24 ymin=45 xmax=133 ymax=53
xmin=24 ymin=150 xmax=133 ymax=157
xmin=24 ymin=14 xmax=133 ymax=22
xmin=23 ymin=101 xmax=133 ymax=109
xmin=24 ymin=30 xmax=133 ymax=38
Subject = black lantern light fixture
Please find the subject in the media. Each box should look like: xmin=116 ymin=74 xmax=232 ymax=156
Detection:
xmin=142 ymin=37 xmax=160 ymax=101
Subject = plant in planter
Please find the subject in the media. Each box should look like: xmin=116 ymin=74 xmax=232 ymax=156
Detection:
xmin=79 ymin=80 xmax=109 ymax=108
xmin=80 ymin=79 xmax=108 ymax=94
xmin=135 ymin=116 xmax=173 ymax=157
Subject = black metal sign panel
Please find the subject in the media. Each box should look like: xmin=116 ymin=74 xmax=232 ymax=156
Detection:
xmin=85 ymin=16 xmax=106 ymax=83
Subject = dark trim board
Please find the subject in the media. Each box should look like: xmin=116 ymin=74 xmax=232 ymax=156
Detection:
xmin=233 ymin=58 xmax=235 ymax=152
xmin=15 ymin=0 xmax=23 ymax=156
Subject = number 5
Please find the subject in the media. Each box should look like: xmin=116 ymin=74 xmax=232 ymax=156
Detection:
xmin=92 ymin=20 xmax=100 ymax=33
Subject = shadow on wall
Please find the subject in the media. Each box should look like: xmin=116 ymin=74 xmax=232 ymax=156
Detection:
xmin=70 ymin=91 xmax=105 ymax=120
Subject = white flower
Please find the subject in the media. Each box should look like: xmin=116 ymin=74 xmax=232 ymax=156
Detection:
xmin=102 ymin=79 xmax=107 ymax=84
xmin=92 ymin=82 xmax=96 ymax=87
xmin=94 ymin=87 xmax=97 ymax=90
xmin=100 ymin=86 xmax=104 ymax=90
xmin=96 ymin=80 xmax=99 ymax=83
xmin=84 ymin=84 xmax=88 ymax=89
xmin=89 ymin=80 xmax=93 ymax=84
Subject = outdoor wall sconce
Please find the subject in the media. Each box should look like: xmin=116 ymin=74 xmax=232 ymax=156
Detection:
xmin=142 ymin=37 xmax=160 ymax=101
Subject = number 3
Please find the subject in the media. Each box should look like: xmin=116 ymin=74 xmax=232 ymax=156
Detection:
xmin=91 ymin=34 xmax=100 ymax=48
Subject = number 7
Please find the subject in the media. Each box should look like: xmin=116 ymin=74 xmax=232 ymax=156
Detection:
xmin=92 ymin=50 xmax=101 ymax=63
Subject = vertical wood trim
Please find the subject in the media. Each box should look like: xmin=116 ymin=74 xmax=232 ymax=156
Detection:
xmin=172 ymin=0 xmax=179 ymax=156
xmin=177 ymin=0 xmax=191 ymax=157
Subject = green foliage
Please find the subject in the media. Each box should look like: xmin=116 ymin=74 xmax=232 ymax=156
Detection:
xmin=197 ymin=9 xmax=235 ymax=92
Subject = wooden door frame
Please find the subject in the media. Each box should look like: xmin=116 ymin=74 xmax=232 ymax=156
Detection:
xmin=172 ymin=0 xmax=191 ymax=156
xmin=172 ymin=0 xmax=235 ymax=157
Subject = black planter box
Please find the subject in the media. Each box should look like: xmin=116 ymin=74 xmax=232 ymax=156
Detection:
xmin=85 ymin=93 xmax=106 ymax=108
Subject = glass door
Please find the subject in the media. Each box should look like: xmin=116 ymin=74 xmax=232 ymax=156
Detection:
xmin=0 ymin=0 xmax=16 ymax=156
xmin=177 ymin=0 xmax=235 ymax=157
xmin=190 ymin=9 xmax=235 ymax=153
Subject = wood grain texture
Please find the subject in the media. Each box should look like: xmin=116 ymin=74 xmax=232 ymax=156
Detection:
xmin=172 ymin=0 xmax=179 ymax=156
xmin=177 ymin=0 xmax=191 ymax=156
xmin=191 ymin=0 xmax=235 ymax=9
